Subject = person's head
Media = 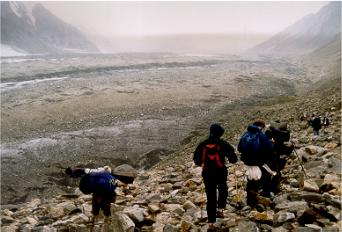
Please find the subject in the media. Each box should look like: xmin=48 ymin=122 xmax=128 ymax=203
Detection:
xmin=65 ymin=167 xmax=73 ymax=176
xmin=253 ymin=120 xmax=266 ymax=130
xmin=209 ymin=123 xmax=224 ymax=138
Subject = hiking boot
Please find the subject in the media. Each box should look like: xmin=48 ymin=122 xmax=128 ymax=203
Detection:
xmin=216 ymin=210 xmax=224 ymax=218
xmin=207 ymin=223 xmax=216 ymax=232
xmin=104 ymin=217 xmax=111 ymax=224
xmin=260 ymin=191 xmax=271 ymax=198
xmin=255 ymin=204 xmax=265 ymax=212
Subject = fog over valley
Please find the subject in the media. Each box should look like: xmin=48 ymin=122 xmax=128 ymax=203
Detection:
xmin=0 ymin=2 xmax=341 ymax=231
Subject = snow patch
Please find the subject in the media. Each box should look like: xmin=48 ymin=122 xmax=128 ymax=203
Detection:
xmin=0 ymin=77 xmax=68 ymax=92
xmin=9 ymin=1 xmax=36 ymax=26
xmin=9 ymin=1 xmax=22 ymax=18
xmin=1 ymin=44 xmax=28 ymax=57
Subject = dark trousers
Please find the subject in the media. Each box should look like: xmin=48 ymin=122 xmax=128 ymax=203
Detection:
xmin=202 ymin=168 xmax=228 ymax=223
xmin=246 ymin=168 xmax=269 ymax=207
xmin=92 ymin=192 xmax=116 ymax=216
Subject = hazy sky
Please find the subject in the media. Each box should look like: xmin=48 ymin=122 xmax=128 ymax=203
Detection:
xmin=42 ymin=1 xmax=328 ymax=37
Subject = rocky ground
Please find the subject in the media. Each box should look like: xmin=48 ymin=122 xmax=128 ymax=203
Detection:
xmin=1 ymin=53 xmax=305 ymax=205
xmin=1 ymin=75 xmax=340 ymax=231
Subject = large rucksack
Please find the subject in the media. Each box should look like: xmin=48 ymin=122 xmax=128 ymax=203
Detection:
xmin=79 ymin=172 xmax=117 ymax=195
xmin=269 ymin=121 xmax=290 ymax=143
xmin=201 ymin=143 xmax=224 ymax=170
xmin=238 ymin=131 xmax=262 ymax=164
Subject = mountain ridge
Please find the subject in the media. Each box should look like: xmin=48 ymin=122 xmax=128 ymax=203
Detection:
xmin=251 ymin=2 xmax=341 ymax=55
xmin=1 ymin=1 xmax=99 ymax=55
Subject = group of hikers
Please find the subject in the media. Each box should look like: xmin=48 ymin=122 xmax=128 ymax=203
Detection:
xmin=65 ymin=119 xmax=296 ymax=230
xmin=300 ymin=112 xmax=330 ymax=135
xmin=193 ymin=120 xmax=294 ymax=230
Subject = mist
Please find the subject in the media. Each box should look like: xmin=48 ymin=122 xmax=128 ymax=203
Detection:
xmin=41 ymin=1 xmax=328 ymax=54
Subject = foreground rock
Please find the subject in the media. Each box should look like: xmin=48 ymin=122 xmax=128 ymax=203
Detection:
xmin=1 ymin=72 xmax=341 ymax=231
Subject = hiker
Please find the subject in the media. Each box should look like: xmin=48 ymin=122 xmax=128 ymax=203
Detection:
xmin=193 ymin=123 xmax=237 ymax=229
xmin=300 ymin=112 xmax=308 ymax=122
xmin=322 ymin=113 xmax=330 ymax=132
xmin=310 ymin=114 xmax=322 ymax=135
xmin=264 ymin=120 xmax=294 ymax=195
xmin=66 ymin=166 xmax=119 ymax=224
xmin=238 ymin=120 xmax=273 ymax=209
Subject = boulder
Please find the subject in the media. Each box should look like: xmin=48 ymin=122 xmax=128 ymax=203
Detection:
xmin=303 ymin=180 xmax=320 ymax=192
xmin=248 ymin=211 xmax=273 ymax=225
xmin=180 ymin=220 xmax=194 ymax=231
xmin=163 ymin=224 xmax=178 ymax=232
xmin=148 ymin=204 xmax=161 ymax=214
xmin=288 ymin=191 xmax=324 ymax=204
xmin=124 ymin=205 xmax=145 ymax=223
xmin=1 ymin=215 xmax=15 ymax=224
xmin=275 ymin=201 xmax=309 ymax=213
xmin=182 ymin=200 xmax=197 ymax=211
xmin=164 ymin=204 xmax=185 ymax=216
xmin=322 ymin=193 xmax=342 ymax=209
xmin=111 ymin=212 xmax=135 ymax=232
xmin=146 ymin=193 xmax=162 ymax=203
xmin=113 ymin=164 xmax=138 ymax=178
xmin=324 ymin=143 xmax=338 ymax=150
xmin=273 ymin=211 xmax=295 ymax=226
xmin=304 ymin=145 xmax=326 ymax=156
xmin=237 ymin=219 xmax=259 ymax=232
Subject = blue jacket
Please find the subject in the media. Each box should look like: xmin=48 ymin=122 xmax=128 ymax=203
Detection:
xmin=238 ymin=125 xmax=273 ymax=166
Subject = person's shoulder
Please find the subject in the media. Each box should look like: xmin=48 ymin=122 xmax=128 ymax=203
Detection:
xmin=196 ymin=139 xmax=208 ymax=148
xmin=219 ymin=139 xmax=232 ymax=147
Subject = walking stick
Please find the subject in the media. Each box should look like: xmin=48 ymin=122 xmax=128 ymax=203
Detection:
xmin=233 ymin=166 xmax=241 ymax=203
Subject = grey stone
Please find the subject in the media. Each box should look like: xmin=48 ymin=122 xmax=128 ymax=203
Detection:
xmin=1 ymin=215 xmax=15 ymax=224
xmin=323 ymin=193 xmax=342 ymax=209
xmin=288 ymin=191 xmax=324 ymax=204
xmin=238 ymin=219 xmax=259 ymax=232
xmin=292 ymin=227 xmax=321 ymax=232
xmin=273 ymin=193 xmax=289 ymax=205
xmin=273 ymin=211 xmax=295 ymax=226
xmin=183 ymin=200 xmax=197 ymax=211
xmin=1 ymin=225 xmax=19 ymax=232
xmin=146 ymin=193 xmax=162 ymax=203
xmin=164 ymin=204 xmax=185 ymax=216
xmin=275 ymin=201 xmax=309 ymax=213
xmin=148 ymin=204 xmax=161 ymax=214
xmin=163 ymin=224 xmax=178 ymax=232
xmin=303 ymin=180 xmax=320 ymax=192
xmin=124 ymin=206 xmax=145 ymax=223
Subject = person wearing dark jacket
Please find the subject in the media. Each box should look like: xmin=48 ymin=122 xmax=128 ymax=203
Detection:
xmin=311 ymin=114 xmax=322 ymax=135
xmin=238 ymin=120 xmax=273 ymax=209
xmin=264 ymin=121 xmax=294 ymax=195
xmin=193 ymin=123 xmax=237 ymax=229
xmin=66 ymin=166 xmax=117 ymax=224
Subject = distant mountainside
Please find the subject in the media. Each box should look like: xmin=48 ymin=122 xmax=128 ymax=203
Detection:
xmin=1 ymin=2 xmax=99 ymax=55
xmin=251 ymin=2 xmax=341 ymax=55
xmin=304 ymin=33 xmax=341 ymax=64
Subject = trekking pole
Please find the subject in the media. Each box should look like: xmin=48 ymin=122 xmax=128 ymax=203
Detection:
xmin=233 ymin=166 xmax=241 ymax=203
xmin=291 ymin=142 xmax=308 ymax=178
xmin=200 ymin=180 xmax=206 ymax=219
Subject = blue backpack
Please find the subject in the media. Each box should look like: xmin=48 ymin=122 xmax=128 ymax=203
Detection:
xmin=238 ymin=131 xmax=262 ymax=163
xmin=79 ymin=172 xmax=117 ymax=195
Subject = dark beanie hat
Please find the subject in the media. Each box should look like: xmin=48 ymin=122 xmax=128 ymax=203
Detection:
xmin=210 ymin=123 xmax=224 ymax=138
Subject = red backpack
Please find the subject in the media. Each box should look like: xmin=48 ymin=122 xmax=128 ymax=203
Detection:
xmin=201 ymin=143 xmax=224 ymax=170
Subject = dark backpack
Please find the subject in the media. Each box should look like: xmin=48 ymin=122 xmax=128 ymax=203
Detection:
xmin=268 ymin=122 xmax=290 ymax=143
xmin=201 ymin=143 xmax=224 ymax=170
xmin=79 ymin=172 xmax=117 ymax=195
xmin=238 ymin=131 xmax=262 ymax=163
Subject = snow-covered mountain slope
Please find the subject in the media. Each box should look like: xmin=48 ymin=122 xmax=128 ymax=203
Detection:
xmin=1 ymin=1 xmax=99 ymax=55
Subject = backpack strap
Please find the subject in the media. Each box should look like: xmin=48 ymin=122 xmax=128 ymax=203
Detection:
xmin=202 ymin=143 xmax=224 ymax=169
